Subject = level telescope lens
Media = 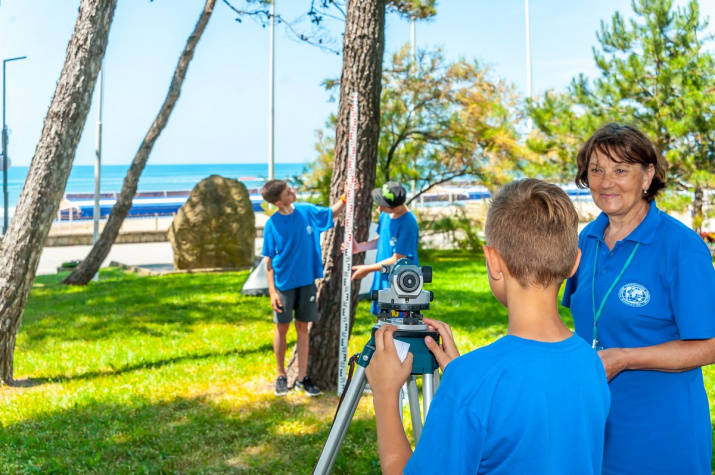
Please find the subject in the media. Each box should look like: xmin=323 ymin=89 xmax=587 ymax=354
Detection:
xmin=398 ymin=270 xmax=420 ymax=292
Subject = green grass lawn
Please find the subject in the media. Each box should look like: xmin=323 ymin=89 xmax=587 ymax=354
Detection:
xmin=1 ymin=249 xmax=714 ymax=473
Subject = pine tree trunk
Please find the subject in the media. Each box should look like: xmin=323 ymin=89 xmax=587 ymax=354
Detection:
xmin=692 ymin=186 xmax=704 ymax=233
xmin=297 ymin=0 xmax=386 ymax=391
xmin=63 ymin=0 xmax=216 ymax=286
xmin=0 ymin=0 xmax=117 ymax=385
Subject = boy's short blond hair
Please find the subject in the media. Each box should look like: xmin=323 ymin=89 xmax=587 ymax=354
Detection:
xmin=261 ymin=179 xmax=288 ymax=204
xmin=485 ymin=179 xmax=578 ymax=288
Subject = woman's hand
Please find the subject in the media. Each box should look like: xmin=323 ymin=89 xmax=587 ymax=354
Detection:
xmin=423 ymin=317 xmax=460 ymax=371
xmin=598 ymin=348 xmax=628 ymax=381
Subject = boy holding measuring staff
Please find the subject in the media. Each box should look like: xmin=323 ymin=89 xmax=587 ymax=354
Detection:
xmin=261 ymin=179 xmax=346 ymax=397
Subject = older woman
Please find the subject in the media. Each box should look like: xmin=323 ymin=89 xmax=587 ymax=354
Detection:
xmin=562 ymin=123 xmax=715 ymax=474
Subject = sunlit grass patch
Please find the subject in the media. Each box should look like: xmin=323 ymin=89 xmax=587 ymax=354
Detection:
xmin=4 ymin=251 xmax=712 ymax=472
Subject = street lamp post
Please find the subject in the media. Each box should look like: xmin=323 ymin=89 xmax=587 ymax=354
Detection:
xmin=525 ymin=0 xmax=533 ymax=132
xmin=268 ymin=0 xmax=275 ymax=181
xmin=2 ymin=55 xmax=27 ymax=236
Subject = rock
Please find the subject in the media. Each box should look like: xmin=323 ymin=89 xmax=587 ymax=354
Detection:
xmin=168 ymin=175 xmax=256 ymax=270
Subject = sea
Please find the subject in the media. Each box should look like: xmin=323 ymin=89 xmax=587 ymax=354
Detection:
xmin=2 ymin=163 xmax=307 ymax=220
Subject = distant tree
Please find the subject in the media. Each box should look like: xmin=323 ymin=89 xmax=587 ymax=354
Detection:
xmin=306 ymin=46 xmax=523 ymax=204
xmin=63 ymin=0 xmax=217 ymax=285
xmin=0 ymin=0 xmax=117 ymax=384
xmin=529 ymin=0 xmax=715 ymax=231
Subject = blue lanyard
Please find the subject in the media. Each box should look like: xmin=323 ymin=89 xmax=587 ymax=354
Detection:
xmin=591 ymin=240 xmax=640 ymax=349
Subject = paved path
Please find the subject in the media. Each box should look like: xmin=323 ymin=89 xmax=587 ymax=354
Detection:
xmin=37 ymin=242 xmax=175 ymax=276
xmin=38 ymin=239 xmax=264 ymax=276
xmin=38 ymin=213 xmax=270 ymax=276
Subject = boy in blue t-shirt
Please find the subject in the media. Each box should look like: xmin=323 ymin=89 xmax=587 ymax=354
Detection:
xmin=350 ymin=181 xmax=419 ymax=315
xmin=261 ymin=180 xmax=345 ymax=397
xmin=365 ymin=179 xmax=610 ymax=474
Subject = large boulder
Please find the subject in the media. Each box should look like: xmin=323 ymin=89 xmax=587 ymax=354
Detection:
xmin=168 ymin=175 xmax=256 ymax=270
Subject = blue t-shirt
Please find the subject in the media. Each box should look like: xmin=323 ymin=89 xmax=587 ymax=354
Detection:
xmin=369 ymin=211 xmax=419 ymax=315
xmin=563 ymin=202 xmax=715 ymax=474
xmin=262 ymin=202 xmax=333 ymax=291
xmin=405 ymin=334 xmax=610 ymax=475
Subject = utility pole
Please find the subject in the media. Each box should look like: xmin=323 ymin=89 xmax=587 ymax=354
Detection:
xmin=268 ymin=0 xmax=275 ymax=181
xmin=525 ymin=0 xmax=533 ymax=132
xmin=2 ymin=55 xmax=27 ymax=235
xmin=92 ymin=64 xmax=105 ymax=282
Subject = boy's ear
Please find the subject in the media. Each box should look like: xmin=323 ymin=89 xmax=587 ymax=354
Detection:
xmin=567 ymin=249 xmax=582 ymax=279
xmin=482 ymin=245 xmax=503 ymax=280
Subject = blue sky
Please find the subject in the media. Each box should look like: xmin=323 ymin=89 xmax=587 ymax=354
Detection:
xmin=1 ymin=0 xmax=713 ymax=168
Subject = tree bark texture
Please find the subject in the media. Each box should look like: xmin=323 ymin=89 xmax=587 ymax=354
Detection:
xmin=0 ymin=0 xmax=117 ymax=384
xmin=693 ymin=186 xmax=704 ymax=234
xmin=300 ymin=0 xmax=386 ymax=391
xmin=63 ymin=0 xmax=217 ymax=285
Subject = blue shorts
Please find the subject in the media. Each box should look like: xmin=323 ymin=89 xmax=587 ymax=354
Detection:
xmin=274 ymin=283 xmax=319 ymax=324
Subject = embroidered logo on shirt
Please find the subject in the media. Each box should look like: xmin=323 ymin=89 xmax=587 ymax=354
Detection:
xmin=390 ymin=236 xmax=397 ymax=246
xmin=618 ymin=283 xmax=650 ymax=307
xmin=306 ymin=225 xmax=313 ymax=235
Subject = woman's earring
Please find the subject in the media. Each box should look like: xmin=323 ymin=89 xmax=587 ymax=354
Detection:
xmin=643 ymin=189 xmax=647 ymax=196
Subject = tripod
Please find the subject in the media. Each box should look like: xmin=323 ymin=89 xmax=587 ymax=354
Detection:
xmin=313 ymin=320 xmax=441 ymax=475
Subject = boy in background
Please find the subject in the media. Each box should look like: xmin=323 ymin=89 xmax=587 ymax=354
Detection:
xmin=261 ymin=180 xmax=345 ymax=397
xmin=350 ymin=181 xmax=419 ymax=316
xmin=365 ymin=178 xmax=610 ymax=474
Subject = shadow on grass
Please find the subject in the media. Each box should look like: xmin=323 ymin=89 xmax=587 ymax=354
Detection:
xmin=22 ymin=270 xmax=265 ymax=346
xmin=0 ymin=392 xmax=381 ymax=474
xmin=8 ymin=341 xmax=275 ymax=388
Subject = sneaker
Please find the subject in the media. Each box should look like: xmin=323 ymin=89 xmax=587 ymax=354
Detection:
xmin=275 ymin=376 xmax=290 ymax=396
xmin=295 ymin=376 xmax=322 ymax=397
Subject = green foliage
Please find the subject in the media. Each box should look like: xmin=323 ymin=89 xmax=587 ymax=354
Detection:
xmin=308 ymin=46 xmax=524 ymax=202
xmin=416 ymin=207 xmax=485 ymax=254
xmin=3 ymin=256 xmax=715 ymax=471
xmin=387 ymin=0 xmax=437 ymax=20
xmin=528 ymin=0 xmax=715 ymax=229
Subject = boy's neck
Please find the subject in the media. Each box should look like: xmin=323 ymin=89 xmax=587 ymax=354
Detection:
xmin=505 ymin=281 xmax=572 ymax=343
xmin=276 ymin=203 xmax=295 ymax=215
xmin=390 ymin=205 xmax=408 ymax=219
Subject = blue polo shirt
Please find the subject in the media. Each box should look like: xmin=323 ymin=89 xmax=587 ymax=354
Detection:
xmin=262 ymin=203 xmax=333 ymax=291
xmin=563 ymin=201 xmax=715 ymax=474
xmin=370 ymin=211 xmax=419 ymax=315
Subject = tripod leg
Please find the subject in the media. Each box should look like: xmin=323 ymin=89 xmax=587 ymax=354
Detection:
xmin=314 ymin=366 xmax=368 ymax=475
xmin=422 ymin=373 xmax=435 ymax=418
xmin=433 ymin=369 xmax=440 ymax=394
xmin=405 ymin=375 xmax=422 ymax=444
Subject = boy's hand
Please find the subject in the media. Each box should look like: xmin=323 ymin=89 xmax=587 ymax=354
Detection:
xmin=269 ymin=291 xmax=283 ymax=313
xmin=340 ymin=240 xmax=361 ymax=254
xmin=366 ymin=325 xmax=414 ymax=399
xmin=423 ymin=317 xmax=460 ymax=371
xmin=351 ymin=264 xmax=371 ymax=281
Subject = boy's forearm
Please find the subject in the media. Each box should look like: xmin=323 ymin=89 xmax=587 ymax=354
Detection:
xmin=266 ymin=260 xmax=277 ymax=295
xmin=356 ymin=238 xmax=378 ymax=253
xmin=373 ymin=393 xmax=412 ymax=475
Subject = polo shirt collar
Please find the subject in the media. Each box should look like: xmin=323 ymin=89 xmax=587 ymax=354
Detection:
xmin=586 ymin=201 xmax=661 ymax=245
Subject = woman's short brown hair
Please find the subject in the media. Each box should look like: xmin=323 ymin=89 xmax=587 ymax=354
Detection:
xmin=575 ymin=123 xmax=668 ymax=202
xmin=485 ymin=178 xmax=579 ymax=288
